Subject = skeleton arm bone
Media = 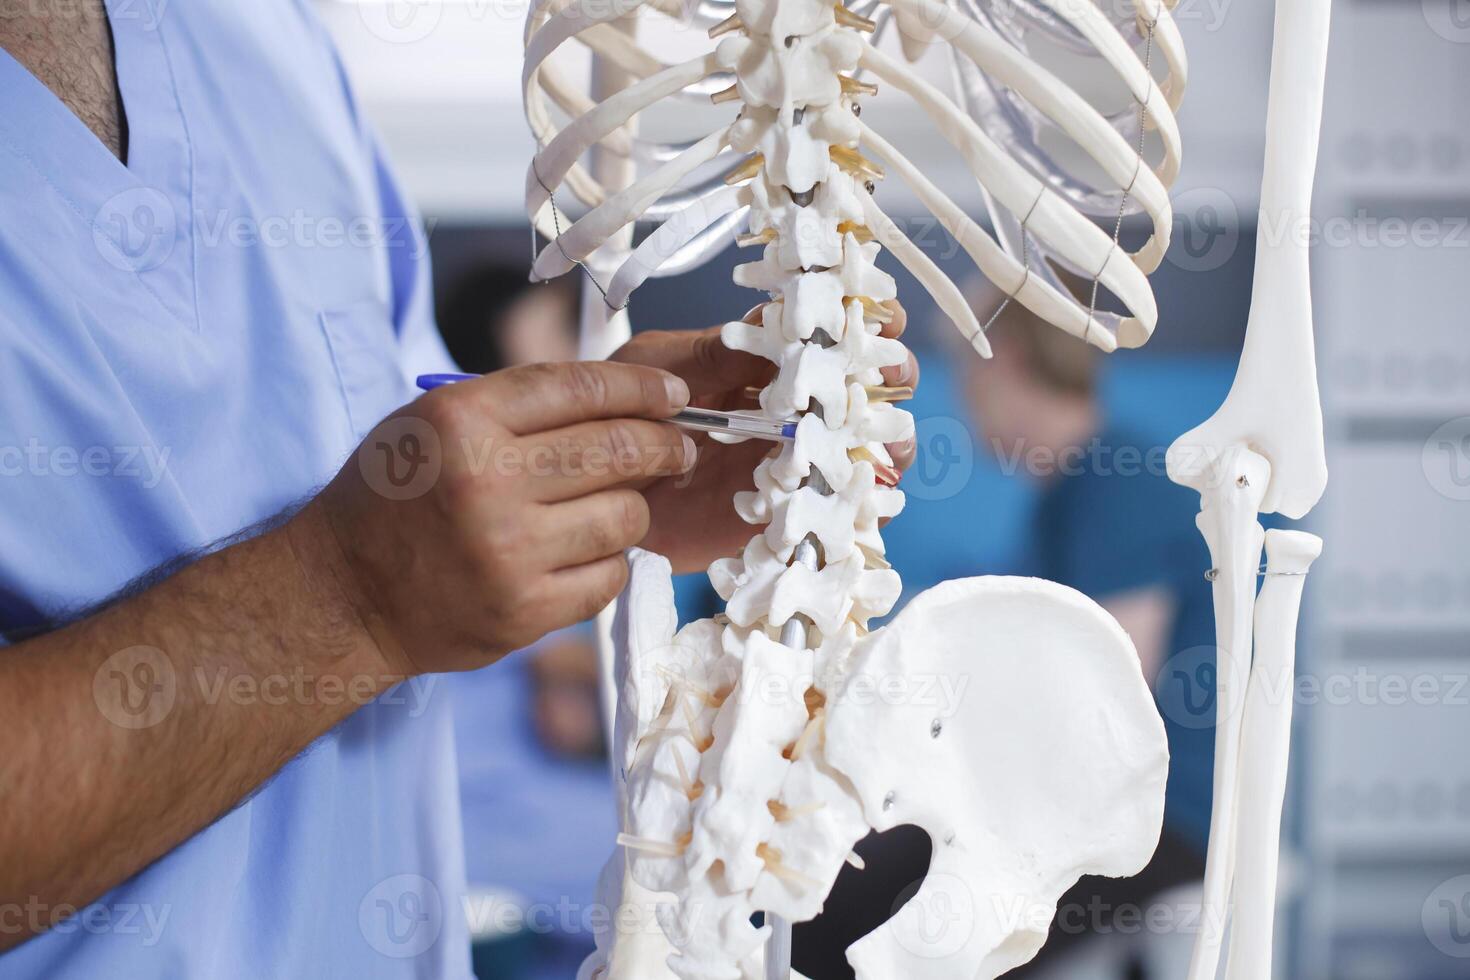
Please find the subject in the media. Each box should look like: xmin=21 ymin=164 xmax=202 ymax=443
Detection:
xmin=1225 ymin=529 xmax=1321 ymax=980
xmin=1166 ymin=0 xmax=1330 ymax=520
xmin=1167 ymin=1 xmax=1332 ymax=977
xmin=1187 ymin=449 xmax=1268 ymax=979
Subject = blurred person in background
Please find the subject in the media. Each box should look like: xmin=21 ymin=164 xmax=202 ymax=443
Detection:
xmin=436 ymin=265 xmax=612 ymax=979
xmin=964 ymin=280 xmax=1214 ymax=975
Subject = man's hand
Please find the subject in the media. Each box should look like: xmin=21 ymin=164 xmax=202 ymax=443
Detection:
xmin=309 ymin=361 xmax=695 ymax=677
xmin=612 ymin=300 xmax=919 ymax=573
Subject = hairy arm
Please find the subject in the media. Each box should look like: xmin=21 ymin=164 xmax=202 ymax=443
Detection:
xmin=0 ymin=359 xmax=694 ymax=951
xmin=0 ymin=503 xmax=388 ymax=950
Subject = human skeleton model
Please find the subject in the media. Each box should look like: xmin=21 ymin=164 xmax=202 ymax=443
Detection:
xmin=519 ymin=0 xmax=1329 ymax=976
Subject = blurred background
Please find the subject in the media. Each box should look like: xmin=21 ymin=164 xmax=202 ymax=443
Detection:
xmin=313 ymin=1 xmax=1469 ymax=977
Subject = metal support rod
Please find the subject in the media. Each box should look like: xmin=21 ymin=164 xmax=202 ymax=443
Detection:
xmin=586 ymin=14 xmax=641 ymax=783
xmin=764 ymin=910 xmax=794 ymax=980
xmin=768 ymin=540 xmax=816 ymax=979
xmin=766 ymin=569 xmax=811 ymax=980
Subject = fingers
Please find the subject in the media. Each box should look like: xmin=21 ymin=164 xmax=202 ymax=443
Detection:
xmin=464 ymin=361 xmax=691 ymax=436
xmin=534 ymin=489 xmax=651 ymax=569
xmin=544 ymin=553 xmax=633 ymax=626
xmin=875 ymin=300 xmax=915 ymax=467
xmin=882 ymin=350 xmax=920 ymax=390
xmin=877 ymin=298 xmax=908 ymax=339
xmin=613 ymin=325 xmax=773 ymax=401
xmin=888 ymin=434 xmax=917 ymax=473
xmin=520 ymin=419 xmax=696 ymax=501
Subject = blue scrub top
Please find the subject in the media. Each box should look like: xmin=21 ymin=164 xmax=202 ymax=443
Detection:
xmin=0 ymin=1 xmax=472 ymax=975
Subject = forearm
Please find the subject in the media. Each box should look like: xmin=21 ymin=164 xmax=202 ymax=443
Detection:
xmin=0 ymin=502 xmax=395 ymax=949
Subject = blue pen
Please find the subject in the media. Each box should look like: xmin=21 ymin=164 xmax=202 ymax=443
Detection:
xmin=416 ymin=373 xmax=797 ymax=442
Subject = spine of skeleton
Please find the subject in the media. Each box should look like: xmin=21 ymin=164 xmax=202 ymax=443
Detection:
xmin=615 ymin=2 xmax=912 ymax=975
xmin=713 ymin=0 xmax=911 ymax=650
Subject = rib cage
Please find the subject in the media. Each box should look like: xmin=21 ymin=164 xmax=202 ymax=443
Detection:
xmin=522 ymin=0 xmax=1187 ymax=349
xmin=520 ymin=1 xmax=1187 ymax=976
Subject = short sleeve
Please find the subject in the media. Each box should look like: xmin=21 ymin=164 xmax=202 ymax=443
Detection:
xmin=1034 ymin=436 xmax=1210 ymax=602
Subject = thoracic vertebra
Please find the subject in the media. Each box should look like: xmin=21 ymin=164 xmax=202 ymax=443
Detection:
xmin=618 ymin=2 xmax=909 ymax=974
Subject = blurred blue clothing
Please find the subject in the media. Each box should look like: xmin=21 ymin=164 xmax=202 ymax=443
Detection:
xmin=879 ymin=345 xmax=1033 ymax=598
xmin=451 ymin=634 xmax=615 ymax=980
xmin=0 ymin=1 xmax=470 ymax=976
xmin=451 ymin=642 xmax=617 ymax=913
xmin=1029 ymin=426 xmax=1216 ymax=855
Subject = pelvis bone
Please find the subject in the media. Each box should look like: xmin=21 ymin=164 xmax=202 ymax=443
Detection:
xmin=583 ymin=550 xmax=1169 ymax=980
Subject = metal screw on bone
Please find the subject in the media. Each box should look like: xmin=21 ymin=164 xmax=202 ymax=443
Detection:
xmin=1236 ymin=474 xmax=1251 ymax=488
xmin=883 ymin=790 xmax=896 ymax=811
xmin=1204 ymin=568 xmax=1220 ymax=582
xmin=930 ymin=718 xmax=943 ymax=738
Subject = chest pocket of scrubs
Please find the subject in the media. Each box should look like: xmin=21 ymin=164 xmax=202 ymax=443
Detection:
xmin=318 ymin=301 xmax=412 ymax=443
